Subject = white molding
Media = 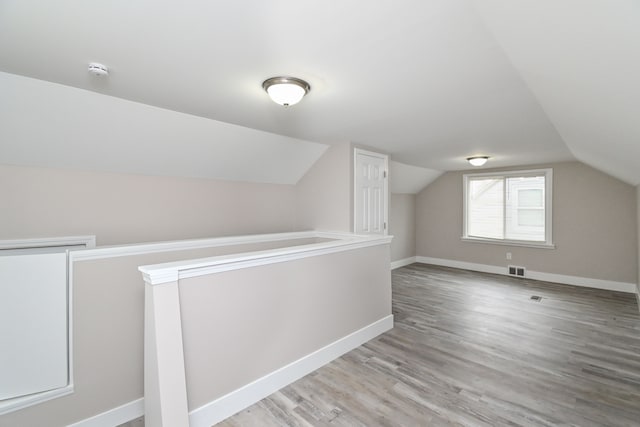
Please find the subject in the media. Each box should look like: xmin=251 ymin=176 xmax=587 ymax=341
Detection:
xmin=416 ymin=256 xmax=505 ymax=275
xmin=0 ymin=385 xmax=73 ymax=416
xmin=66 ymin=316 xmax=393 ymax=427
xmin=69 ymin=231 xmax=364 ymax=262
xmin=460 ymin=236 xmax=555 ymax=250
xmin=144 ymin=282 xmax=189 ymax=427
xmin=0 ymin=235 xmax=96 ymax=415
xmin=390 ymin=256 xmax=416 ymax=270
xmin=71 ymin=231 xmax=317 ymax=262
xmin=139 ymin=234 xmax=393 ymax=286
xmin=66 ymin=398 xmax=144 ymax=427
xmin=525 ymin=270 xmax=636 ymax=294
xmin=462 ymin=168 xmax=553 ymax=247
xmin=189 ymin=315 xmax=394 ymax=427
xmin=416 ymin=256 xmax=637 ymax=294
xmin=0 ymin=235 xmax=95 ymax=250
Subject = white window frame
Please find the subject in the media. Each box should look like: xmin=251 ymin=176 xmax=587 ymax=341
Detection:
xmin=462 ymin=168 xmax=554 ymax=249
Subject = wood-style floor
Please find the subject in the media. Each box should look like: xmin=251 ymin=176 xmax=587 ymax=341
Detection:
xmin=219 ymin=264 xmax=640 ymax=427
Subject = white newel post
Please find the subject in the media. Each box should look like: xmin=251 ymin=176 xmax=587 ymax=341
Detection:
xmin=142 ymin=272 xmax=190 ymax=427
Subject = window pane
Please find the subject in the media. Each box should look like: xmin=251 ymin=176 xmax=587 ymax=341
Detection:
xmin=467 ymin=178 xmax=503 ymax=239
xmin=505 ymin=176 xmax=545 ymax=241
xmin=517 ymin=209 xmax=544 ymax=227
xmin=518 ymin=189 xmax=543 ymax=207
xmin=465 ymin=170 xmax=551 ymax=245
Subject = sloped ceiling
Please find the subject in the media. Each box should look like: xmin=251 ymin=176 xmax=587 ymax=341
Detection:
xmin=0 ymin=1 xmax=638 ymax=185
xmin=389 ymin=161 xmax=442 ymax=194
xmin=471 ymin=0 xmax=640 ymax=185
xmin=0 ymin=72 xmax=327 ymax=185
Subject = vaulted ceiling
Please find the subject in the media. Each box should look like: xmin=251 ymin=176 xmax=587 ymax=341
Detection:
xmin=1 ymin=1 xmax=638 ymax=185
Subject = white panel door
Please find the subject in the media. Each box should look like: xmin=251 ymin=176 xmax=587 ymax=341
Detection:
xmin=354 ymin=149 xmax=388 ymax=234
xmin=0 ymin=252 xmax=68 ymax=400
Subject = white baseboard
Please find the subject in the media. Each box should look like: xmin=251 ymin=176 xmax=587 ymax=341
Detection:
xmin=189 ymin=315 xmax=394 ymax=427
xmin=416 ymin=257 xmax=503 ymax=276
xmin=67 ymin=316 xmax=393 ymax=427
xmin=390 ymin=256 xmax=416 ymax=270
xmin=415 ymin=256 xmax=637 ymax=294
xmin=67 ymin=398 xmax=144 ymax=427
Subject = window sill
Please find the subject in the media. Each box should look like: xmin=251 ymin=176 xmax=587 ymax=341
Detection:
xmin=461 ymin=236 xmax=555 ymax=249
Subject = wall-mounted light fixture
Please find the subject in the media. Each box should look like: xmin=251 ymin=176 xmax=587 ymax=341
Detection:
xmin=262 ymin=76 xmax=310 ymax=107
xmin=467 ymin=156 xmax=489 ymax=166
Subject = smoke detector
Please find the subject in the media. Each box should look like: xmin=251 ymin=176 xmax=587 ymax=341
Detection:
xmin=88 ymin=63 xmax=109 ymax=77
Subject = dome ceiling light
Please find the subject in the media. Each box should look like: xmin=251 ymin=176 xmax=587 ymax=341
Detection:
xmin=467 ymin=156 xmax=489 ymax=166
xmin=262 ymin=76 xmax=310 ymax=107
xmin=88 ymin=62 xmax=109 ymax=77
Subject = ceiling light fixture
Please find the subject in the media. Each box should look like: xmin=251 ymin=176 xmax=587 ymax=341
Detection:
xmin=88 ymin=62 xmax=109 ymax=77
xmin=262 ymin=76 xmax=310 ymax=107
xmin=467 ymin=156 xmax=489 ymax=166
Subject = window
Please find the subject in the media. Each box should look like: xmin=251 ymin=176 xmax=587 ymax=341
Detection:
xmin=463 ymin=169 xmax=553 ymax=247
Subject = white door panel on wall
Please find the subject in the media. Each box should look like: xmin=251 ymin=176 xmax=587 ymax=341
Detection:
xmin=354 ymin=149 xmax=388 ymax=234
xmin=0 ymin=252 xmax=68 ymax=401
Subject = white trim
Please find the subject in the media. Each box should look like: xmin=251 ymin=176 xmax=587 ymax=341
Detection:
xmin=527 ymin=270 xmax=636 ymax=294
xmin=71 ymin=231 xmax=314 ymax=262
xmin=416 ymin=256 xmax=504 ymax=275
xmin=144 ymin=282 xmax=189 ymax=427
xmin=0 ymin=235 xmax=95 ymax=250
xmin=67 ymin=253 xmax=76 ymax=413
xmin=463 ymin=168 xmax=553 ymax=247
xmin=139 ymin=234 xmax=393 ymax=286
xmin=460 ymin=236 xmax=555 ymax=249
xmin=65 ymin=316 xmax=393 ymax=427
xmin=353 ymin=148 xmax=389 ymax=235
xmin=0 ymin=385 xmax=73 ymax=416
xmin=189 ymin=315 xmax=394 ymax=427
xmin=390 ymin=256 xmax=416 ymax=270
xmin=67 ymin=398 xmax=144 ymax=427
xmin=416 ymin=256 xmax=637 ymax=293
xmin=0 ymin=236 xmax=96 ymax=415
xmin=70 ymin=231 xmax=356 ymax=262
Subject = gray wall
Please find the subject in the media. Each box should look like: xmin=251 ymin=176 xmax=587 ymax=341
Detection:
xmin=389 ymin=193 xmax=416 ymax=262
xmin=295 ymin=142 xmax=352 ymax=232
xmin=0 ymin=165 xmax=296 ymax=246
xmin=416 ymin=162 xmax=638 ymax=283
xmin=180 ymin=244 xmax=391 ymax=410
xmin=1 ymin=141 xmax=356 ymax=247
xmin=0 ymin=245 xmax=237 ymax=426
xmin=1 ymin=237 xmax=391 ymax=426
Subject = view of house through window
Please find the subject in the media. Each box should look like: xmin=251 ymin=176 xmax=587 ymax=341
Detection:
xmin=464 ymin=169 xmax=552 ymax=246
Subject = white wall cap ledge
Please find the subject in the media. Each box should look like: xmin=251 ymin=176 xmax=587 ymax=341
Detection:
xmin=0 ymin=235 xmax=96 ymax=250
xmin=71 ymin=231 xmax=319 ymax=262
xmin=140 ymin=270 xmax=179 ymax=286
xmin=139 ymin=232 xmax=392 ymax=285
xmin=0 ymin=385 xmax=74 ymax=416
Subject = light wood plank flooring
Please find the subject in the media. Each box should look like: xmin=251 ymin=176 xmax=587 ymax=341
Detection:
xmin=123 ymin=263 xmax=640 ymax=426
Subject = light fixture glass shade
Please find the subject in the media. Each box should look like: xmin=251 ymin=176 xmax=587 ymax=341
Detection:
xmin=263 ymin=77 xmax=310 ymax=107
xmin=467 ymin=156 xmax=489 ymax=166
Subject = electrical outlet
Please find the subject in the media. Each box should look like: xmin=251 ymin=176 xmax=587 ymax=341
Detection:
xmin=506 ymin=252 xmax=512 ymax=260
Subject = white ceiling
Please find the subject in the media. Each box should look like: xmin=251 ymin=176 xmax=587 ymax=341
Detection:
xmin=0 ymin=1 xmax=638 ymax=184
xmin=389 ymin=161 xmax=442 ymax=194
xmin=0 ymin=72 xmax=327 ymax=185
